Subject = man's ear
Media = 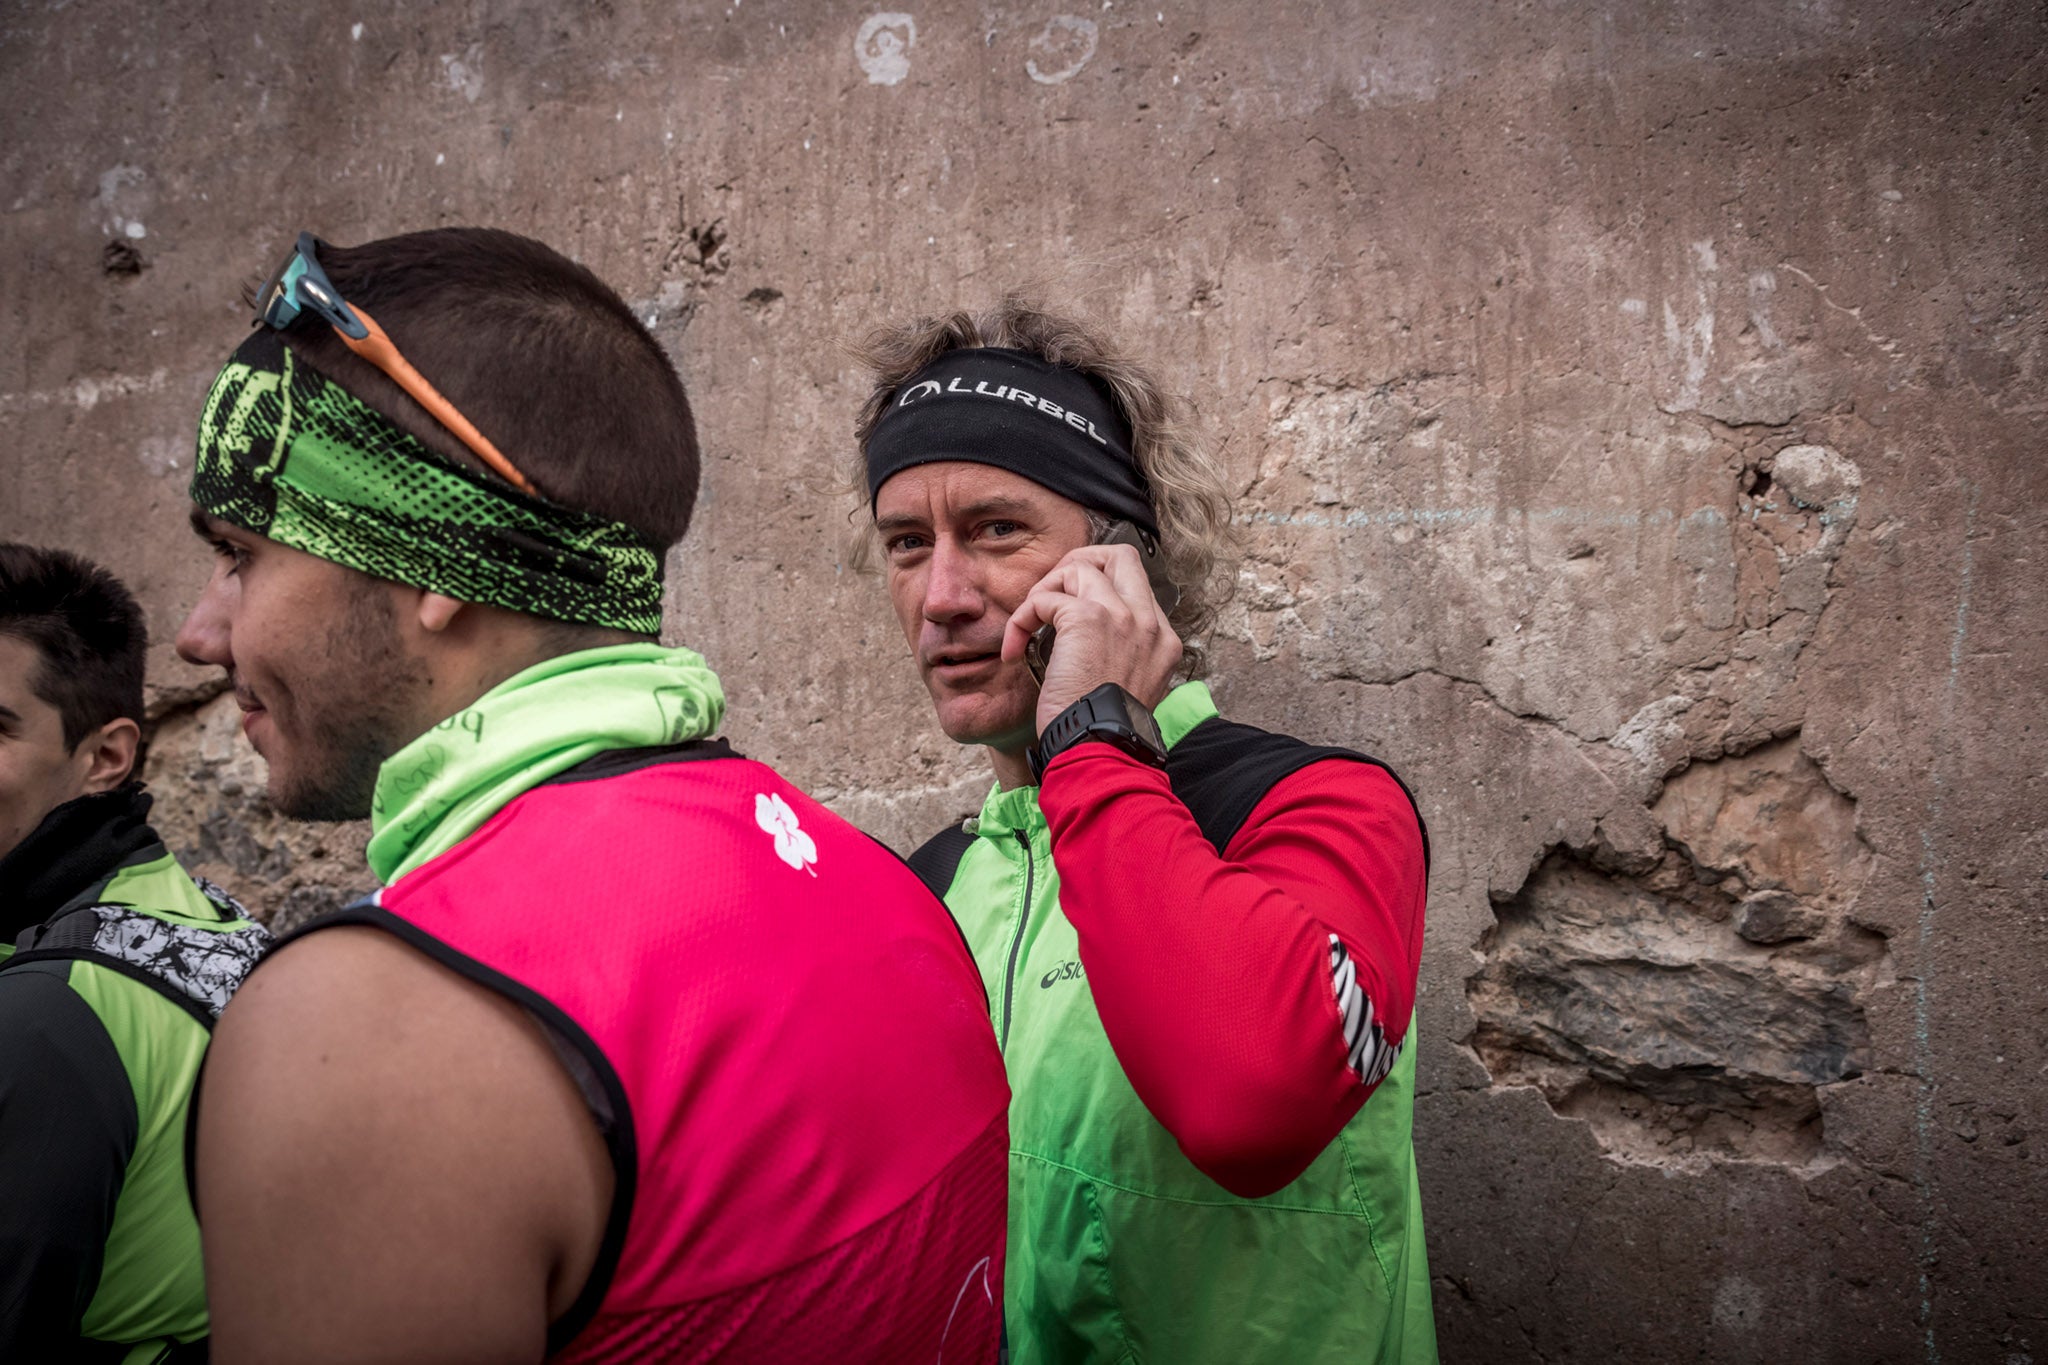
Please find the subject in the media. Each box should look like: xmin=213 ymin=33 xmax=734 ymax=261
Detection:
xmin=77 ymin=717 xmax=141 ymax=793
xmin=416 ymin=592 xmax=467 ymax=634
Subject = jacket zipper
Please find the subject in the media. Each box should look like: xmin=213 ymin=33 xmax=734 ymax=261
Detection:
xmin=998 ymin=828 xmax=1035 ymax=1051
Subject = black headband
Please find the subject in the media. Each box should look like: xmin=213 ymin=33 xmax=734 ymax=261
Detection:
xmin=864 ymin=347 xmax=1156 ymax=535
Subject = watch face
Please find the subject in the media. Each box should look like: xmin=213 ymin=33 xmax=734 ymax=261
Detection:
xmin=1128 ymin=702 xmax=1164 ymax=754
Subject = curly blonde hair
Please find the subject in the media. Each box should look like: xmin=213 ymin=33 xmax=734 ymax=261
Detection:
xmin=848 ymin=295 xmax=1237 ymax=675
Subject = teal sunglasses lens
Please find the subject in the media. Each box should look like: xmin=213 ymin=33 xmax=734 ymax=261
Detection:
xmin=258 ymin=252 xmax=311 ymax=328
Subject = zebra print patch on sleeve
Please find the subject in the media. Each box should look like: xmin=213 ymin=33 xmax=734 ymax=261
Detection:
xmin=1328 ymin=933 xmax=1399 ymax=1087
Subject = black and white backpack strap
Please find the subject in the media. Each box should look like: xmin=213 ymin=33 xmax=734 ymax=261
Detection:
xmin=87 ymin=906 xmax=273 ymax=1020
xmin=8 ymin=903 xmax=273 ymax=1027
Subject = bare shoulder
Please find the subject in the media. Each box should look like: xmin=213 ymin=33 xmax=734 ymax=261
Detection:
xmin=200 ymin=925 xmax=613 ymax=1364
xmin=205 ymin=924 xmax=578 ymax=1150
xmin=213 ymin=922 xmax=530 ymax=1060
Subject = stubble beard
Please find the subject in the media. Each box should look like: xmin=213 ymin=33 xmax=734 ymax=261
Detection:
xmin=934 ymin=676 xmax=1039 ymax=758
xmin=267 ymin=580 xmax=429 ymax=822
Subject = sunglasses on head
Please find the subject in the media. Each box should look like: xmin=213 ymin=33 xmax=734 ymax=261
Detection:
xmin=256 ymin=232 xmax=538 ymax=496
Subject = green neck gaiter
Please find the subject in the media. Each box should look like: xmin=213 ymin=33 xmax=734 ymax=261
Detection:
xmin=366 ymin=643 xmax=725 ymax=885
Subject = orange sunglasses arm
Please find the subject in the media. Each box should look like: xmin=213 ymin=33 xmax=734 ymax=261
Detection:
xmin=339 ymin=305 xmax=539 ymax=496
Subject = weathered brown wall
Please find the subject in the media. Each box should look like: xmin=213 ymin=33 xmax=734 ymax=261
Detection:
xmin=3 ymin=1 xmax=2042 ymax=1357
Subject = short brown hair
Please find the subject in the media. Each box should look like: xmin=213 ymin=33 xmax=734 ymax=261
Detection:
xmin=850 ymin=296 xmax=1237 ymax=672
xmin=268 ymin=228 xmax=699 ymax=549
xmin=0 ymin=544 xmax=147 ymax=748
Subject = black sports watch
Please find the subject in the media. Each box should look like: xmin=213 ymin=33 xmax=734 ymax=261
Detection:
xmin=1029 ymin=683 xmax=1168 ymax=784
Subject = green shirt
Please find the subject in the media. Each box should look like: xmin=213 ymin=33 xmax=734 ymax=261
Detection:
xmin=1 ymin=831 xmax=269 ymax=1360
xmin=931 ymin=682 xmax=1436 ymax=1364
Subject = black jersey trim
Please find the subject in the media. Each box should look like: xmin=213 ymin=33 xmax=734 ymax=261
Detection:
xmin=237 ymin=903 xmax=638 ymax=1355
xmin=542 ymin=738 xmax=741 ymax=786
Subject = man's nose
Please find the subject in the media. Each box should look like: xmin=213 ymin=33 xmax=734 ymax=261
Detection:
xmin=922 ymin=537 xmax=984 ymax=623
xmin=174 ymin=576 xmax=232 ymax=670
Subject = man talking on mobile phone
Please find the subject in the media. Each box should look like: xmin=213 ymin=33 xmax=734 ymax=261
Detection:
xmin=852 ymin=298 xmax=1438 ymax=1363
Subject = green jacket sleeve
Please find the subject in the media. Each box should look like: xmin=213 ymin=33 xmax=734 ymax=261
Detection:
xmin=0 ymin=960 xmax=139 ymax=1357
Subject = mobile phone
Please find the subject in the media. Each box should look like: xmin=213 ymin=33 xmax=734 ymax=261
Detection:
xmin=1025 ymin=521 xmax=1181 ymax=684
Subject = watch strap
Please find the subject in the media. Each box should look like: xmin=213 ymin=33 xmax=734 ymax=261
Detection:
xmin=1029 ymin=684 xmax=1168 ymax=784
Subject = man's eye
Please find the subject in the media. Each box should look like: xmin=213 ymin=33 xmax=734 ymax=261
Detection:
xmin=884 ymin=533 xmax=929 ymax=556
xmin=210 ymin=539 xmax=250 ymax=570
xmin=982 ymin=521 xmax=1021 ymax=540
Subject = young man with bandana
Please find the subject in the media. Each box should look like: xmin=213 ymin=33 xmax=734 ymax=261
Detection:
xmin=179 ymin=229 xmax=1009 ymax=1364
xmin=0 ymin=543 xmax=270 ymax=1363
xmin=854 ymin=300 xmax=1437 ymax=1363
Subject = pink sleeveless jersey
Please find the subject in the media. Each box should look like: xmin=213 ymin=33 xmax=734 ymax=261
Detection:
xmin=332 ymin=744 xmax=1009 ymax=1362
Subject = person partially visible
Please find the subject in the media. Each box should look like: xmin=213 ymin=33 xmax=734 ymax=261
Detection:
xmin=0 ymin=542 xmax=271 ymax=1363
xmin=852 ymin=299 xmax=1437 ymax=1362
xmin=180 ymin=228 xmax=1009 ymax=1363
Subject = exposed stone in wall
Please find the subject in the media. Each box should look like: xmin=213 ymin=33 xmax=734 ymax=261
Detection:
xmin=143 ymin=693 xmax=370 ymax=936
xmin=1469 ymin=737 xmax=1884 ymax=1167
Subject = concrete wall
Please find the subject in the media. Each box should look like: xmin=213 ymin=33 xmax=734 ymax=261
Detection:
xmin=3 ymin=1 xmax=2042 ymax=1357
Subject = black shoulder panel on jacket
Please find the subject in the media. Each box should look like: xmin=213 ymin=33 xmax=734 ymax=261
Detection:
xmin=1164 ymin=715 xmax=1431 ymax=868
xmin=907 ymin=822 xmax=978 ymax=900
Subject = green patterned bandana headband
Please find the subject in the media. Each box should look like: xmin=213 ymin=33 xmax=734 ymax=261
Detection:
xmin=190 ymin=329 xmax=665 ymax=633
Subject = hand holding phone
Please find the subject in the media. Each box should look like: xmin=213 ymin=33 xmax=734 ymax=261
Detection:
xmin=1024 ymin=522 xmax=1181 ymax=684
xmin=1007 ymin=522 xmax=1183 ymax=735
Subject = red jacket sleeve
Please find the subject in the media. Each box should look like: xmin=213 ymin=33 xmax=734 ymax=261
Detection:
xmin=1038 ymin=742 xmax=1427 ymax=1199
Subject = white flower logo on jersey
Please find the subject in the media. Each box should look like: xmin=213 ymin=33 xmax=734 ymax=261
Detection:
xmin=754 ymin=792 xmax=818 ymax=875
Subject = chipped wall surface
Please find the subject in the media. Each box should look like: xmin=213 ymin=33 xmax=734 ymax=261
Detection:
xmin=2 ymin=1 xmax=2043 ymax=1357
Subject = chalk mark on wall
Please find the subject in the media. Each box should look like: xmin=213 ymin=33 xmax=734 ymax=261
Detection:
xmin=1913 ymin=481 xmax=1977 ymax=1365
xmin=1660 ymin=238 xmax=1719 ymax=414
xmin=1239 ymin=504 xmax=1746 ymax=530
xmin=1026 ymin=15 xmax=1099 ymax=84
xmin=0 ymin=369 xmax=171 ymax=416
xmin=856 ymin=13 xmax=917 ymax=86
xmin=96 ymin=165 xmax=151 ymax=244
xmin=439 ymin=42 xmax=485 ymax=103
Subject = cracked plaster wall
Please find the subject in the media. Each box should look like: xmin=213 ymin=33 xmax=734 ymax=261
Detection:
xmin=2 ymin=2 xmax=2043 ymax=1359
